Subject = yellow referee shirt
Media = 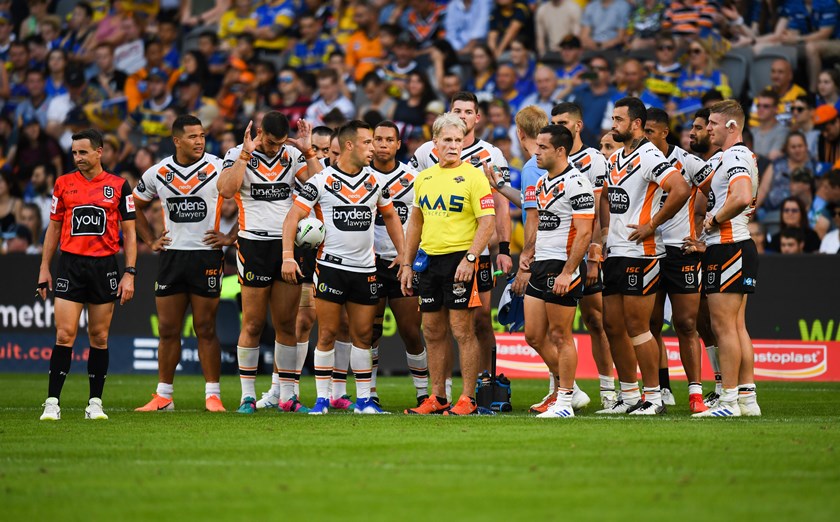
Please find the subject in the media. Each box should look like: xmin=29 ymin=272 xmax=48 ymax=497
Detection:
xmin=413 ymin=162 xmax=495 ymax=256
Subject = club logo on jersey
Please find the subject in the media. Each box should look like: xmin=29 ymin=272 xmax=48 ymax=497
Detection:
xmin=280 ymin=156 xmax=290 ymax=168
xmin=470 ymin=155 xmax=481 ymax=167
xmin=570 ymin=193 xmax=595 ymax=211
xmin=480 ymin=194 xmax=494 ymax=210
xmin=399 ymin=177 xmax=411 ymax=187
xmin=332 ymin=180 xmax=342 ymax=191
xmin=452 ymin=282 xmax=466 ymax=297
xmin=454 ymin=176 xmax=465 ymax=183
xmin=165 ymin=171 xmax=174 ymax=183
xmin=249 ymin=157 xmax=259 ymax=169
xmin=364 ymin=182 xmax=373 ymax=191
xmin=71 ymin=205 xmax=107 ymax=236
xmin=198 ymin=171 xmax=207 ymax=182
xmin=608 ymin=188 xmax=630 ymax=214
xmin=299 ymin=183 xmax=318 ymax=201
xmin=251 ymin=182 xmax=291 ymax=201
xmin=166 ymin=196 xmax=208 ymax=222
xmin=103 ymin=185 xmax=114 ymax=199
xmin=538 ymin=210 xmax=561 ymax=231
xmin=333 ymin=206 xmax=373 ymax=231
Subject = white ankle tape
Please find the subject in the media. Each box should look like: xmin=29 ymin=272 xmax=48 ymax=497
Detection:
xmin=630 ymin=331 xmax=654 ymax=346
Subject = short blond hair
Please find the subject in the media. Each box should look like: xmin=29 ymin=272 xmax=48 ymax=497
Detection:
xmin=432 ymin=113 xmax=467 ymax=138
xmin=710 ymin=100 xmax=745 ymax=129
xmin=514 ymin=105 xmax=549 ymax=140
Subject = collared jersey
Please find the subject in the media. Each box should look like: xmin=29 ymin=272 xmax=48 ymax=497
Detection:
xmin=413 ymin=162 xmax=495 ymax=256
xmin=605 ymin=139 xmax=681 ymax=258
xmin=700 ymin=144 xmax=759 ymax=245
xmin=372 ymin=161 xmax=416 ymax=261
xmin=51 ymin=170 xmax=136 ymax=257
xmin=525 ymin=165 xmax=595 ymax=262
xmin=223 ymin=144 xmax=308 ymax=241
xmin=294 ymin=165 xmax=392 ymax=273
xmin=135 ymin=153 xmax=225 ymax=250
xmin=569 ymin=146 xmax=609 ymax=194
xmin=660 ymin=145 xmax=713 ymax=246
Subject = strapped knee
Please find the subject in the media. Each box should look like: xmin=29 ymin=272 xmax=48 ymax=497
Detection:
xmin=630 ymin=331 xmax=654 ymax=346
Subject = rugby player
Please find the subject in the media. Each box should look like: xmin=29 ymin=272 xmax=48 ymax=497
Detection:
xmin=369 ymin=120 xmax=428 ymax=406
xmin=522 ymin=125 xmax=595 ymax=418
xmin=644 ymin=108 xmax=713 ymax=413
xmin=411 ymin=92 xmax=512 ymax=399
xmin=281 ymin=120 xmax=406 ymax=414
xmin=597 ymin=97 xmax=690 ymax=415
xmin=38 ymin=129 xmax=137 ymax=421
xmin=133 ymin=115 xmax=231 ymax=412
xmin=218 ymin=111 xmax=321 ymax=414
xmin=401 ymin=113 xmax=496 ymax=416
xmin=693 ymin=100 xmax=761 ymax=418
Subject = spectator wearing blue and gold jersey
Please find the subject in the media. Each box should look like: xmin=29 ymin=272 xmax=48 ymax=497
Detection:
xmin=218 ymin=0 xmax=258 ymax=50
xmin=672 ymin=38 xmax=731 ymax=119
xmin=287 ymin=13 xmax=336 ymax=73
xmin=647 ymin=33 xmax=682 ymax=104
xmin=118 ymin=68 xmax=176 ymax=149
xmin=253 ymin=0 xmax=298 ymax=55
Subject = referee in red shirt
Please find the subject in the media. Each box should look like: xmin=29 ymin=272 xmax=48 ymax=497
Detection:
xmin=37 ymin=129 xmax=138 ymax=421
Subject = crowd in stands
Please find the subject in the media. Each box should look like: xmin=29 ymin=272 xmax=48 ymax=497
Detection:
xmin=1 ymin=0 xmax=839 ymax=255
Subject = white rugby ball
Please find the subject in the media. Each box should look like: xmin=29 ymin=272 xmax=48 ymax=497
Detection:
xmin=295 ymin=217 xmax=326 ymax=249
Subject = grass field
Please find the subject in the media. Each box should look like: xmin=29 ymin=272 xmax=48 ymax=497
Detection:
xmin=2 ymin=374 xmax=839 ymax=521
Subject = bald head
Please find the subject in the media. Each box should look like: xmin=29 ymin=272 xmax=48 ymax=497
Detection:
xmin=770 ymin=58 xmax=793 ymax=93
xmin=534 ymin=65 xmax=558 ymax=97
xmin=623 ymin=59 xmax=647 ymax=92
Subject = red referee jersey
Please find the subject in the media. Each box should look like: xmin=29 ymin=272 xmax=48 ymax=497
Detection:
xmin=50 ymin=170 xmax=136 ymax=257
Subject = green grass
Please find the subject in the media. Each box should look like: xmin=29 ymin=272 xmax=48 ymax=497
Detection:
xmin=2 ymin=374 xmax=839 ymax=521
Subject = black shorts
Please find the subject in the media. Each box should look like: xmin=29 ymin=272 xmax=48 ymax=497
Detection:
xmin=602 ymin=256 xmax=661 ymax=297
xmin=703 ymin=240 xmax=758 ymax=294
xmin=296 ymin=245 xmax=317 ymax=284
xmin=236 ymin=238 xmax=282 ymax=287
xmin=156 ymin=249 xmax=223 ymax=298
xmin=55 ymin=252 xmax=119 ymax=304
xmin=525 ymin=259 xmax=584 ymax=307
xmin=375 ymin=256 xmax=416 ymax=301
xmin=582 ymin=263 xmax=604 ymax=296
xmin=314 ymin=263 xmax=379 ymax=305
xmin=660 ymin=246 xmax=701 ymax=294
xmin=476 ymin=255 xmax=494 ymax=293
xmin=416 ymin=251 xmax=480 ymax=312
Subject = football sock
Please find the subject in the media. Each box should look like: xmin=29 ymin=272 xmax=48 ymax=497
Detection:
xmin=598 ymin=374 xmax=616 ymax=393
xmin=270 ymin=372 xmax=281 ymax=396
xmin=406 ymin=349 xmax=429 ymax=397
xmin=205 ymin=382 xmax=220 ymax=399
xmin=445 ymin=377 xmax=452 ymax=403
xmin=705 ymin=344 xmax=722 ymax=393
xmin=313 ymin=348 xmax=334 ymax=399
xmin=556 ymin=387 xmax=574 ymax=408
xmin=435 ymin=395 xmax=448 ymax=405
xmin=237 ymin=346 xmax=259 ymax=401
xmin=350 ymin=345 xmax=372 ymax=400
xmin=295 ymin=342 xmax=308 ymax=396
xmin=275 ymin=341 xmax=297 ymax=402
xmin=47 ymin=344 xmax=73 ymax=400
xmin=156 ymin=382 xmax=174 ymax=399
xmin=738 ymin=383 xmax=756 ymax=400
xmin=659 ymin=367 xmax=672 ymax=391
xmin=643 ymin=386 xmax=662 ymax=407
xmin=620 ymin=381 xmax=641 ymax=404
xmin=688 ymin=382 xmax=703 ymax=396
xmin=370 ymin=346 xmax=379 ymax=398
xmin=331 ymin=341 xmax=351 ymax=398
xmin=721 ymin=387 xmax=738 ymax=404
xmin=548 ymin=373 xmax=556 ymax=394
xmin=87 ymin=347 xmax=109 ymax=399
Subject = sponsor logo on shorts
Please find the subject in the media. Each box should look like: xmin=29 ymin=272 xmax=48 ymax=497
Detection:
xmin=250 ymin=182 xmax=291 ymax=201
xmin=744 ymin=277 xmax=756 ymax=287
xmin=70 ymin=205 xmax=107 ymax=236
xmin=166 ymin=196 xmax=207 ymax=222
xmin=317 ymin=281 xmax=343 ymax=296
xmin=453 ymin=297 xmax=467 ymax=304
xmin=608 ymin=188 xmax=630 ymax=214
xmin=333 ymin=206 xmax=373 ymax=231
xmin=707 ymin=271 xmax=716 ymax=285
xmin=55 ymin=278 xmax=69 ymax=293
xmin=110 ymin=278 xmax=118 ymax=291
xmin=208 ymin=276 xmax=217 ymax=289
xmin=370 ymin=284 xmax=378 ymax=294
xmin=685 ymin=272 xmax=695 ymax=285
xmin=419 ymin=296 xmax=435 ymax=305
xmin=628 ymin=274 xmax=638 ymax=287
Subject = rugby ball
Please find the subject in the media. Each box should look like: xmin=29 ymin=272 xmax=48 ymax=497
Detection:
xmin=295 ymin=217 xmax=326 ymax=249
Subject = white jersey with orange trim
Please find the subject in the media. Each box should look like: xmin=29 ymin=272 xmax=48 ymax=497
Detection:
xmin=701 ymin=143 xmax=759 ymax=246
xmin=134 ymin=153 xmax=225 ymax=250
xmin=372 ymin=161 xmax=416 ymax=261
xmin=605 ymin=139 xmax=681 ymax=258
xmin=659 ymin=145 xmax=714 ymax=247
xmin=569 ymin=146 xmax=609 ymax=194
xmin=223 ymin=143 xmax=308 ymax=241
xmin=526 ymin=165 xmax=595 ymax=262
xmin=293 ymin=164 xmax=393 ymax=273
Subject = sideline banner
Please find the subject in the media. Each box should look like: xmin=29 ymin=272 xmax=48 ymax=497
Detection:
xmin=495 ymin=333 xmax=840 ymax=382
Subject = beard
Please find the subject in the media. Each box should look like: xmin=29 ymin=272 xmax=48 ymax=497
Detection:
xmin=612 ymin=129 xmax=633 ymax=143
xmin=690 ymin=138 xmax=711 ymax=154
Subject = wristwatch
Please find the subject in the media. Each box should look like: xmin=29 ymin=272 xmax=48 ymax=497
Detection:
xmin=465 ymin=253 xmax=477 ymax=263
xmin=124 ymin=266 xmax=137 ymax=276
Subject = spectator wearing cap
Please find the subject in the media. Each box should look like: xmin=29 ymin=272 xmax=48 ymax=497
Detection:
xmin=789 ymin=95 xmax=821 ymax=160
xmin=567 ymin=55 xmax=618 ymax=148
xmin=125 ymin=39 xmax=176 ymax=112
xmin=58 ymin=2 xmax=97 ymax=63
xmin=14 ymin=70 xmax=51 ymax=131
xmin=118 ymin=67 xmax=176 ymax=151
xmin=401 ymin=0 xmax=447 ymax=50
xmin=749 ymin=59 xmax=807 ymax=128
xmin=554 ymin=35 xmax=585 ymax=100
xmin=1 ymin=224 xmax=35 ymax=255
xmin=508 ymin=37 xmax=536 ymax=99
xmin=535 ymin=0 xmax=582 ymax=57
xmin=274 ymin=66 xmax=311 ymax=130
xmin=751 ymin=89 xmax=788 ymax=161
xmin=218 ymin=0 xmax=258 ymax=50
xmin=814 ymin=105 xmax=840 ymax=165
xmin=818 ymin=202 xmax=840 ymax=253
xmin=626 ymin=0 xmax=666 ymax=50
xmin=381 ymin=33 xmax=421 ymax=100
xmin=253 ymin=0 xmax=297 ymax=56
xmin=345 ymin=1 xmax=385 ymax=83
xmin=45 ymin=65 xmax=104 ymax=150
xmin=647 ymin=34 xmax=682 ymax=104
xmin=444 ymin=0 xmax=492 ymax=56
xmin=494 ymin=63 xmax=528 ymax=116
xmin=488 ymin=0 xmax=533 ymax=59
xmin=288 ymin=13 xmax=336 ymax=73
xmin=358 ymin=72 xmax=397 ymax=121
xmin=580 ymin=0 xmax=631 ymax=51
xmin=522 ymin=65 xmax=564 ymax=117
xmin=90 ymin=43 xmax=128 ymax=100
xmin=305 ymin=67 xmax=356 ymax=126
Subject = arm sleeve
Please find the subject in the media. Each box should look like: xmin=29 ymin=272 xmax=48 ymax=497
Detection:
xmin=50 ymin=178 xmax=64 ymax=221
xmin=133 ymin=166 xmax=158 ymax=201
xmin=118 ymin=180 xmax=137 ymax=220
